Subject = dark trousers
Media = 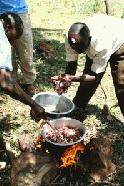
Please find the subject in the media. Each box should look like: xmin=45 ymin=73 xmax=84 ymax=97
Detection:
xmin=73 ymin=44 xmax=124 ymax=117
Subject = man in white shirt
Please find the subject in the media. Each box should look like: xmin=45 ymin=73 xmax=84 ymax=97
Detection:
xmin=51 ymin=14 xmax=124 ymax=117
xmin=0 ymin=13 xmax=46 ymax=121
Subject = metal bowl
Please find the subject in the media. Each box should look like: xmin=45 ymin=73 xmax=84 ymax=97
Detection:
xmin=32 ymin=92 xmax=75 ymax=118
xmin=40 ymin=117 xmax=87 ymax=147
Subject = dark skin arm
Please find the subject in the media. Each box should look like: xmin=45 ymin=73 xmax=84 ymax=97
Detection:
xmin=51 ymin=61 xmax=96 ymax=94
xmin=65 ymin=61 xmax=78 ymax=75
xmin=69 ymin=74 xmax=96 ymax=82
xmin=0 ymin=69 xmax=47 ymax=122
xmin=65 ymin=60 xmax=96 ymax=81
xmin=65 ymin=61 xmax=95 ymax=82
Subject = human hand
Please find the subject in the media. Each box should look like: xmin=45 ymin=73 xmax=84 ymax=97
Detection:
xmin=0 ymin=69 xmax=13 ymax=90
xmin=51 ymin=74 xmax=72 ymax=94
xmin=30 ymin=105 xmax=47 ymax=122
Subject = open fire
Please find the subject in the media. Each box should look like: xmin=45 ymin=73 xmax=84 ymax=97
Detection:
xmin=34 ymin=135 xmax=116 ymax=184
xmin=35 ymin=136 xmax=85 ymax=167
xmin=15 ymin=130 xmax=116 ymax=186
xmin=60 ymin=143 xmax=85 ymax=168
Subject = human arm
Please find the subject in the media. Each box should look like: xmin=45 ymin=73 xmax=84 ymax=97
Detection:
xmin=51 ymin=47 xmax=95 ymax=94
xmin=0 ymin=69 xmax=47 ymax=121
xmin=51 ymin=72 xmax=96 ymax=94
xmin=52 ymin=36 xmax=95 ymax=94
xmin=0 ymin=23 xmax=46 ymax=121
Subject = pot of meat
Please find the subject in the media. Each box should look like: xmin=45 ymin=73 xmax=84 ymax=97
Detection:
xmin=40 ymin=117 xmax=87 ymax=147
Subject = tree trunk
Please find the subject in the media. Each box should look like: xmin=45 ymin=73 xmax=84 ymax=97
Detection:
xmin=104 ymin=0 xmax=111 ymax=15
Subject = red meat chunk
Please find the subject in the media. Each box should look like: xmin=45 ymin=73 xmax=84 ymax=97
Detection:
xmin=45 ymin=126 xmax=81 ymax=144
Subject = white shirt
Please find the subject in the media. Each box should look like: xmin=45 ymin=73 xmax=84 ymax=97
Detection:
xmin=0 ymin=21 xmax=12 ymax=71
xmin=65 ymin=14 xmax=124 ymax=74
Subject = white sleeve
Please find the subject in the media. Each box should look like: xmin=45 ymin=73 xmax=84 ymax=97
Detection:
xmin=91 ymin=48 xmax=111 ymax=74
xmin=65 ymin=35 xmax=78 ymax=62
xmin=0 ymin=23 xmax=12 ymax=71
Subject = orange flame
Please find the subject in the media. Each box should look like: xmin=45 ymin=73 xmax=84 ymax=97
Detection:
xmin=60 ymin=143 xmax=85 ymax=168
xmin=36 ymin=137 xmax=45 ymax=143
xmin=35 ymin=137 xmax=45 ymax=149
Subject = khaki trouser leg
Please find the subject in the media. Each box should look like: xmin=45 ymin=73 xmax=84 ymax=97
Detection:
xmin=12 ymin=13 xmax=36 ymax=84
xmin=11 ymin=46 xmax=18 ymax=80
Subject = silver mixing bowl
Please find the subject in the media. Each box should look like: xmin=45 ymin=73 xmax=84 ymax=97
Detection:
xmin=32 ymin=92 xmax=75 ymax=117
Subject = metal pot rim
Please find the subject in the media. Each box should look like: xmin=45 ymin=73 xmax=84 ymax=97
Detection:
xmin=41 ymin=117 xmax=87 ymax=146
xmin=32 ymin=92 xmax=75 ymax=115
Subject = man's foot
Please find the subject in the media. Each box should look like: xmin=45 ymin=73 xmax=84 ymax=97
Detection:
xmin=19 ymin=84 xmax=36 ymax=97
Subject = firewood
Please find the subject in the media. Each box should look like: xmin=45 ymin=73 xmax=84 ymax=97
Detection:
xmin=31 ymin=162 xmax=56 ymax=186
xmin=11 ymin=152 xmax=53 ymax=186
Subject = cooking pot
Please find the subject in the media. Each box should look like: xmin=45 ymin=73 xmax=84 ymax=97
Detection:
xmin=40 ymin=117 xmax=87 ymax=147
